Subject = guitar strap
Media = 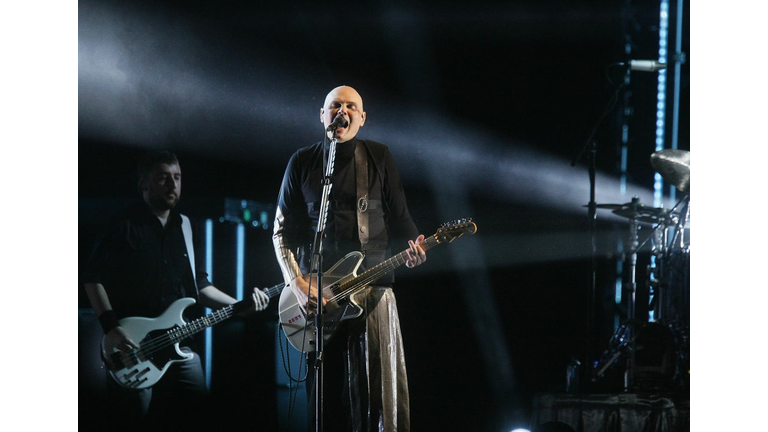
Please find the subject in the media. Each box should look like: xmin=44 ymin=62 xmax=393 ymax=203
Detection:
xmin=355 ymin=141 xmax=369 ymax=253
xmin=181 ymin=214 xmax=200 ymax=298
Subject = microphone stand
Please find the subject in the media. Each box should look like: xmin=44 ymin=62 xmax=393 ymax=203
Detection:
xmin=570 ymin=138 xmax=598 ymax=394
xmin=311 ymin=128 xmax=339 ymax=432
xmin=571 ymin=65 xmax=628 ymax=392
xmin=310 ymin=129 xmax=338 ymax=432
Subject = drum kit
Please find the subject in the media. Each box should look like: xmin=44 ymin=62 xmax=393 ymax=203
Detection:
xmin=590 ymin=149 xmax=690 ymax=393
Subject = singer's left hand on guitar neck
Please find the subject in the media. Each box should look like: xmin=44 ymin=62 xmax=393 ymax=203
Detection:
xmin=404 ymin=234 xmax=427 ymax=268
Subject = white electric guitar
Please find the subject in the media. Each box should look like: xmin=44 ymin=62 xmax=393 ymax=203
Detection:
xmin=101 ymin=283 xmax=283 ymax=390
xmin=279 ymin=219 xmax=477 ymax=353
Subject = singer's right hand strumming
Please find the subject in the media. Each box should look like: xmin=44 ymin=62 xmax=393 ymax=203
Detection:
xmin=289 ymin=274 xmax=328 ymax=312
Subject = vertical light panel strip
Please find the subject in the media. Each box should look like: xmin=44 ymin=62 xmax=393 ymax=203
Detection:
xmin=236 ymin=223 xmax=245 ymax=301
xmin=204 ymin=218 xmax=214 ymax=388
xmin=617 ymin=49 xmax=631 ymax=309
xmin=649 ymin=0 xmax=671 ymax=322
xmin=206 ymin=219 xmax=214 ymax=277
xmin=615 ymin=33 xmax=633 ymax=320
xmin=670 ymin=0 xmax=683 ymax=150
xmin=615 ymin=261 xmax=623 ymax=305
xmin=654 ymin=0 xmax=670 ymax=209
xmin=620 ymin=134 xmax=628 ymax=196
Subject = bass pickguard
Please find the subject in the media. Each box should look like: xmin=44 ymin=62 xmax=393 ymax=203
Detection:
xmin=101 ymin=298 xmax=195 ymax=390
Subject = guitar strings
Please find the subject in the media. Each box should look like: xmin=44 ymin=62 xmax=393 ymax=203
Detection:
xmin=328 ymin=240 xmax=432 ymax=301
xmin=326 ymin=235 xmax=438 ymax=304
xmin=328 ymin=254 xmax=406 ymax=302
xmin=324 ymin=221 xmax=474 ymax=302
xmin=117 ymin=306 xmax=237 ymax=367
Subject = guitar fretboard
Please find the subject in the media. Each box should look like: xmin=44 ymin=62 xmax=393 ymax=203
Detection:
xmin=329 ymin=235 xmax=441 ymax=301
xmin=168 ymin=305 xmax=235 ymax=342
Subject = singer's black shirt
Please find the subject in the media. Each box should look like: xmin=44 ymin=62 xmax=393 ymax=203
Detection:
xmin=274 ymin=137 xmax=419 ymax=284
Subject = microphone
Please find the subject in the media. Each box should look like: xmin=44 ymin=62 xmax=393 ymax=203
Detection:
xmin=627 ymin=60 xmax=667 ymax=72
xmin=326 ymin=116 xmax=349 ymax=132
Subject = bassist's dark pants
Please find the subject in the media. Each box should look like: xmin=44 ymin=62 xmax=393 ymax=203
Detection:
xmin=104 ymin=348 xmax=209 ymax=431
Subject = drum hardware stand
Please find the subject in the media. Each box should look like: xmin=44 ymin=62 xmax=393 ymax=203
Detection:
xmin=624 ymin=215 xmax=641 ymax=391
xmin=648 ymin=150 xmax=690 ymax=392
xmin=592 ymin=196 xmax=689 ymax=390
xmin=646 ymin=214 xmax=672 ymax=324
xmin=654 ymin=195 xmax=690 ymax=392
xmin=593 ymin=149 xmax=690 ymax=392
xmin=589 ymin=213 xmax=646 ymax=390
xmin=637 ymin=194 xmax=690 ymax=324
xmin=648 ymin=149 xmax=690 ymax=327
xmin=665 ymin=195 xmax=690 ymax=258
xmin=571 ymin=64 xmax=631 ymax=393
xmin=593 ymin=324 xmax=631 ymax=381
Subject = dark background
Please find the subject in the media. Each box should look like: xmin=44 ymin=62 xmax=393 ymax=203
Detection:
xmin=77 ymin=1 xmax=690 ymax=431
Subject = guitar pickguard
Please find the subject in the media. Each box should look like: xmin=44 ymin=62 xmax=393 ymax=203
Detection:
xmin=278 ymin=252 xmax=366 ymax=353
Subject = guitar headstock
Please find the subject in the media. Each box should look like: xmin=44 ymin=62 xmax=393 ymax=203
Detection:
xmin=434 ymin=218 xmax=477 ymax=244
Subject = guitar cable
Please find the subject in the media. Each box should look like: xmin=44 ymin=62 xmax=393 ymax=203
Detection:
xmin=277 ymin=320 xmax=308 ymax=430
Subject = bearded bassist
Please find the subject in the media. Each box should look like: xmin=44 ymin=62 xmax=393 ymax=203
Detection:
xmin=82 ymin=151 xmax=270 ymax=431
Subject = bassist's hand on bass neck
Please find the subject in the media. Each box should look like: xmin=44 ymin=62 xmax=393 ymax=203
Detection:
xmin=232 ymin=286 xmax=272 ymax=317
xmin=199 ymin=285 xmax=271 ymax=316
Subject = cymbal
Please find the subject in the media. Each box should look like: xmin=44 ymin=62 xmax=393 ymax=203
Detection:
xmin=591 ymin=199 xmax=669 ymax=223
xmin=651 ymin=149 xmax=690 ymax=193
xmin=613 ymin=207 xmax=667 ymax=223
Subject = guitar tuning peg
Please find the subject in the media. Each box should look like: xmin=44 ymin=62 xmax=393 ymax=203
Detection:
xmin=440 ymin=217 xmax=473 ymax=228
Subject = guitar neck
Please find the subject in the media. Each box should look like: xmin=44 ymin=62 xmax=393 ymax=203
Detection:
xmin=262 ymin=282 xmax=285 ymax=299
xmin=335 ymin=235 xmax=440 ymax=297
xmin=168 ymin=304 xmax=235 ymax=343
xmin=168 ymin=282 xmax=284 ymax=343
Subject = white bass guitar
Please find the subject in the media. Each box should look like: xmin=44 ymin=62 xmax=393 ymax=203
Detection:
xmin=101 ymin=283 xmax=283 ymax=389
